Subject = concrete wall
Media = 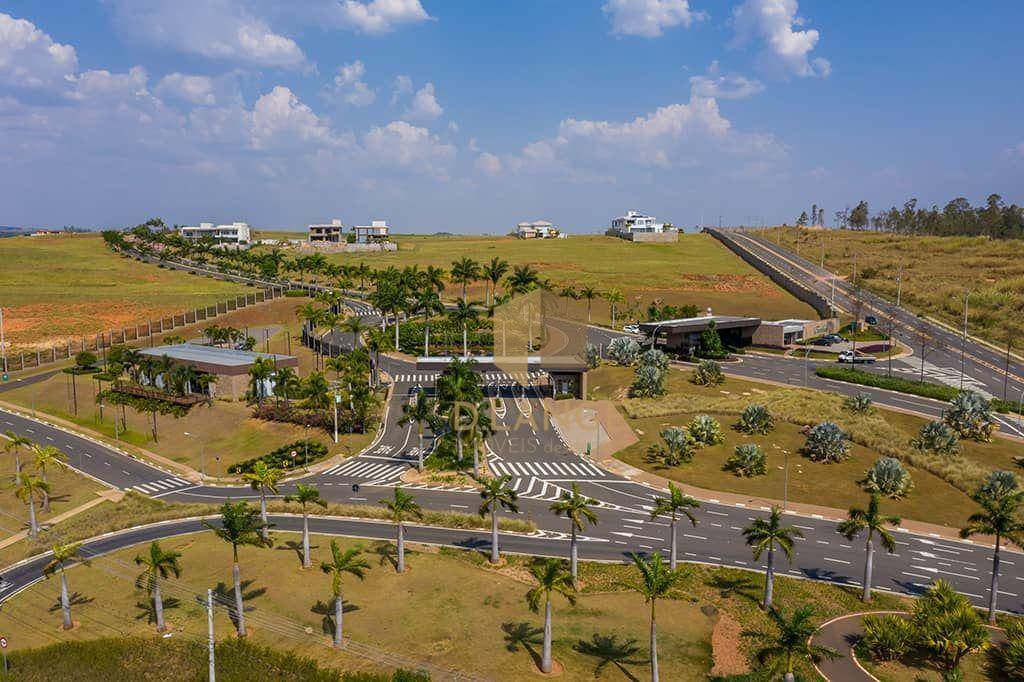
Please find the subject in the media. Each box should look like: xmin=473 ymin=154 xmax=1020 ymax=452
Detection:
xmin=606 ymin=229 xmax=679 ymax=243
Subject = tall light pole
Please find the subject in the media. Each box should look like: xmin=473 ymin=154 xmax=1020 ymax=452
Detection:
xmin=960 ymin=290 xmax=971 ymax=390
xmin=0 ymin=306 xmax=6 ymax=374
xmin=782 ymin=449 xmax=790 ymax=511
xmin=895 ymin=263 xmax=904 ymax=308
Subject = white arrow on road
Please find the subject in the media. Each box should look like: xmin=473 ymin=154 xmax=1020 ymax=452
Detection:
xmin=611 ymin=531 xmax=663 ymax=542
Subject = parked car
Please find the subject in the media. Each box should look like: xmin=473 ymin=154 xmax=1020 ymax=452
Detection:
xmin=623 ymin=324 xmax=641 ymax=334
xmin=864 ymin=315 xmax=878 ymax=325
xmin=824 ymin=334 xmax=848 ymax=343
xmin=810 ymin=337 xmax=834 ymax=347
xmin=838 ymin=351 xmax=876 ymax=364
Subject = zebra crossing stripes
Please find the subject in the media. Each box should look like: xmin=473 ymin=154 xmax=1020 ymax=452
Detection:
xmin=320 ymin=458 xmax=407 ymax=481
xmin=489 ymin=459 xmax=605 ymax=479
xmin=483 ymin=371 xmax=544 ymax=383
xmin=393 ymin=373 xmax=439 ymax=383
xmin=132 ymin=477 xmax=193 ymax=495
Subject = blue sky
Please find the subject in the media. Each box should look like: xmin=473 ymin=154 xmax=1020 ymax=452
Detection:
xmin=1 ymin=1 xmax=1022 ymax=232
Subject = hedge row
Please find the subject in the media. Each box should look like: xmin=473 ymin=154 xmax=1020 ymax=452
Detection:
xmin=228 ymin=438 xmax=329 ymax=474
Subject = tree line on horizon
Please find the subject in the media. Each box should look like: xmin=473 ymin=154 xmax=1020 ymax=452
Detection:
xmin=828 ymin=193 xmax=1024 ymax=239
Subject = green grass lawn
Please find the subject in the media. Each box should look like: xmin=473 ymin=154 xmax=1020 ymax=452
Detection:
xmin=0 ymin=234 xmax=253 ymax=350
xmin=0 ymin=462 xmax=102 ymax=537
xmin=300 ymin=233 xmax=816 ymax=325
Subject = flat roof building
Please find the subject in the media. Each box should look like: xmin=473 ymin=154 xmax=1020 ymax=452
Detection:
xmin=139 ymin=344 xmax=297 ymax=399
xmin=353 ymin=220 xmax=389 ymax=244
xmin=516 ymin=221 xmax=561 ymax=239
xmin=309 ymin=219 xmax=344 ymax=243
xmin=608 ymin=210 xmax=678 ymax=243
xmin=179 ymin=222 xmax=252 ymax=244
xmin=639 ymin=315 xmax=761 ymax=352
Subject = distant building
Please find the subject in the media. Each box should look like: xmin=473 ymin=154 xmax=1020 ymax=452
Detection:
xmin=309 ymin=219 xmax=344 ymax=243
xmin=353 ymin=220 xmax=390 ymax=244
xmin=639 ymin=314 xmax=762 ymax=353
xmin=179 ymin=222 xmax=252 ymax=244
xmin=516 ymin=221 xmax=561 ymax=239
xmin=138 ymin=344 xmax=297 ymax=399
xmin=608 ymin=210 xmax=678 ymax=243
xmin=28 ymin=230 xmax=62 ymax=237
xmin=752 ymin=318 xmax=840 ymax=348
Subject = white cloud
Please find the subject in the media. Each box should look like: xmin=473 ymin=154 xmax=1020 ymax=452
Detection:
xmin=602 ymin=0 xmax=706 ymax=38
xmin=107 ymin=0 xmax=306 ymax=67
xmin=156 ymin=73 xmax=217 ymax=105
xmin=333 ymin=0 xmax=431 ymax=34
xmin=448 ymin=120 xmax=459 ymax=133
xmin=391 ymin=74 xmax=413 ymax=104
xmin=1007 ymin=143 xmax=1024 ymax=159
xmin=72 ymin=66 xmax=149 ymax=99
xmin=363 ymin=120 xmax=455 ymax=178
xmin=328 ymin=60 xmax=376 ymax=106
xmin=689 ymin=61 xmax=764 ymax=100
xmin=403 ymin=82 xmax=443 ymax=120
xmin=251 ymin=85 xmax=335 ymax=150
xmin=474 ymin=152 xmax=502 ymax=176
xmin=0 ymin=12 xmax=77 ymax=89
xmin=731 ymin=0 xmax=830 ymax=79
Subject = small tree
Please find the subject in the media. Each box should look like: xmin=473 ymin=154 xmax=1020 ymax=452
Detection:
xmin=698 ymin=320 xmax=725 ymax=358
xmin=744 ymin=604 xmax=837 ymax=682
xmin=844 ymin=392 xmax=874 ymax=414
xmin=980 ymin=470 xmax=1019 ymax=501
xmin=860 ymin=614 xmax=915 ymax=662
xmin=912 ymin=580 xmax=989 ymax=673
xmin=691 ymin=360 xmax=724 ymax=386
xmin=725 ymin=444 xmax=767 ymax=477
xmin=607 ymin=337 xmax=640 ymax=366
xmin=912 ymin=420 xmax=960 ymax=456
xmin=999 ymin=620 xmax=1024 ymax=679
xmin=74 ymin=351 xmax=97 ymax=370
xmin=802 ymin=422 xmax=851 ymax=463
xmin=320 ymin=541 xmax=370 ymax=648
xmin=737 ymin=404 xmax=774 ymax=435
xmin=943 ymin=390 xmax=994 ymax=441
xmin=688 ymin=415 xmax=723 ymax=446
xmin=646 ymin=427 xmax=697 ymax=466
xmin=631 ymin=365 xmax=666 ymax=398
xmin=861 ymin=457 xmax=913 ymax=499
xmin=584 ymin=343 xmax=601 ymax=369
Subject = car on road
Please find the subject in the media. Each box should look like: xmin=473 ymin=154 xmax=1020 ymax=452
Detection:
xmin=837 ymin=350 xmax=876 ymax=364
xmin=623 ymin=324 xmax=641 ymax=334
xmin=824 ymin=334 xmax=847 ymax=343
xmin=809 ymin=337 xmax=834 ymax=347
xmin=865 ymin=315 xmax=878 ymax=325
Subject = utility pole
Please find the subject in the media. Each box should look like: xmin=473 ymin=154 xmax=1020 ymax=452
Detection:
xmin=0 ymin=306 xmax=6 ymax=375
xmin=1004 ymin=340 xmax=1012 ymax=401
xmin=207 ymin=588 xmax=216 ymax=682
xmin=960 ymin=291 xmax=970 ymax=390
xmin=895 ymin=262 xmax=904 ymax=308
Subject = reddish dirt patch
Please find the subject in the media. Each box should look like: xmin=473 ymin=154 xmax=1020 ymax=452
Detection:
xmin=710 ymin=611 xmax=749 ymax=677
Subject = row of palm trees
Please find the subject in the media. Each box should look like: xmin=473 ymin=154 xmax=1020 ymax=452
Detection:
xmin=5 ymin=432 xmax=69 ymax=537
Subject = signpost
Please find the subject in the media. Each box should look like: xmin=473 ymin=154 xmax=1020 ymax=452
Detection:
xmin=1 ymin=634 xmax=9 ymax=673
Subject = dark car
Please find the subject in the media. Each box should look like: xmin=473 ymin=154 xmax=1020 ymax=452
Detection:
xmin=864 ymin=315 xmax=878 ymax=326
xmin=810 ymin=337 xmax=833 ymax=347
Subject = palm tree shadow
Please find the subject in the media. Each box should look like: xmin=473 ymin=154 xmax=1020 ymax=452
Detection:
xmin=211 ymin=579 xmax=267 ymax=629
xmin=48 ymin=592 xmax=93 ymax=612
xmin=574 ymin=633 xmax=649 ymax=681
xmin=370 ymin=540 xmax=400 ymax=570
xmin=502 ymin=621 xmax=543 ymax=669
xmin=134 ymin=597 xmax=182 ymax=624
xmin=705 ymin=573 xmax=759 ymax=604
xmin=278 ymin=539 xmax=319 ymax=567
xmin=311 ymin=598 xmax=361 ymax=637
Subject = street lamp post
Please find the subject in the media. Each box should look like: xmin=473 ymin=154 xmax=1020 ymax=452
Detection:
xmin=783 ymin=449 xmax=790 ymax=511
xmin=803 ymin=347 xmax=811 ymax=387
xmin=959 ymin=290 xmax=971 ymax=390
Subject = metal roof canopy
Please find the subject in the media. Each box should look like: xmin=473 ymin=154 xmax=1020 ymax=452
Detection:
xmin=139 ymin=344 xmax=296 ymax=368
xmin=638 ymin=315 xmax=761 ymax=334
xmin=415 ymin=355 xmax=587 ymax=373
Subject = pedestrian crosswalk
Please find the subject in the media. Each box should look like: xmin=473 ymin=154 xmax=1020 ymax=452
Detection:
xmin=391 ymin=371 xmax=547 ymax=384
xmin=393 ymin=373 xmax=439 ymax=383
xmin=320 ymin=458 xmax=407 ymax=481
xmin=132 ymin=477 xmax=194 ymax=495
xmin=489 ymin=459 xmax=605 ymax=479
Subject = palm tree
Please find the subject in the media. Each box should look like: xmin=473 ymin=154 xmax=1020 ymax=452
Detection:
xmin=380 ymin=488 xmax=423 ymax=573
xmin=467 ymin=398 xmax=494 ymax=478
xmin=397 ymin=396 xmax=436 ymax=472
xmin=837 ymin=493 xmax=900 ymax=603
xmin=960 ymin=486 xmax=1024 ymax=623
xmin=526 ymin=558 xmax=577 ymax=674
xmin=134 ymin=541 xmax=183 ymax=633
xmin=247 ymin=357 xmax=275 ymax=405
xmin=579 ymin=286 xmax=599 ymax=324
xmin=43 ymin=542 xmax=89 ymax=630
xmin=449 ymin=257 xmax=481 ymax=302
xmin=285 ymin=484 xmax=327 ymax=569
xmin=483 ymin=257 xmax=510 ymax=307
xmin=341 ymin=315 xmax=367 ymax=349
xmin=479 ymin=475 xmax=519 ymax=564
xmin=745 ymin=604 xmax=838 ymax=682
xmin=4 ymin=431 xmax=31 ymax=484
xmin=296 ymin=302 xmax=325 ymax=334
xmin=203 ymin=501 xmax=271 ymax=637
xmin=15 ymin=474 xmax=49 ymax=537
xmin=423 ymin=265 xmax=446 ymax=294
xmin=321 ymin=540 xmax=370 ymax=648
xmin=506 ymin=264 xmax=540 ymax=295
xmin=32 ymin=444 xmax=67 ymax=512
xmin=621 ymin=553 xmax=687 ymax=682
xmin=742 ymin=507 xmax=803 ymax=609
xmin=604 ymin=288 xmax=625 ymax=329
xmin=273 ymin=366 xmax=300 ymax=407
xmin=650 ymin=483 xmax=700 ymax=570
xmin=414 ymin=289 xmax=444 ymax=356
xmin=448 ymin=299 xmax=479 ymax=358
xmin=242 ymin=460 xmax=283 ymax=539
xmin=550 ymin=483 xmax=599 ymax=587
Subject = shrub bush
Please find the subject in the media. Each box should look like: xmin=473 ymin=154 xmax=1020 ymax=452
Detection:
xmin=860 ymin=614 xmax=915 ymax=662
xmin=979 ymin=470 xmax=1018 ymax=501
xmin=736 ymin=403 xmax=774 ymax=435
xmin=844 ymin=392 xmax=874 ymax=414
xmin=724 ymin=444 xmax=766 ymax=477
xmin=631 ymin=364 xmax=666 ymax=398
xmin=646 ymin=426 xmax=697 ymax=466
xmin=691 ymin=359 xmax=724 ymax=386
xmin=607 ymin=337 xmax=640 ymax=366
xmin=861 ymin=457 xmax=913 ymax=499
xmin=802 ymin=421 xmax=851 ymax=463
xmin=584 ymin=343 xmax=601 ymax=369
xmin=943 ymin=390 xmax=995 ymax=442
xmin=688 ymin=415 xmax=724 ymax=446
xmin=911 ymin=420 xmax=960 ymax=456
xmin=228 ymin=439 xmax=328 ymax=474
xmin=284 ymin=289 xmax=309 ymax=297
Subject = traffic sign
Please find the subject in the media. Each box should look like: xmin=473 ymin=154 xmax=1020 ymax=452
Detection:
xmin=1 ymin=373 xmax=8 ymax=382
xmin=1 ymin=636 xmax=8 ymax=648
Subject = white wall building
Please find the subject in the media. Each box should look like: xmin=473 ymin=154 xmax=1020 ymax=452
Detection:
xmin=179 ymin=222 xmax=252 ymax=244
xmin=309 ymin=218 xmax=344 ymax=243
xmin=516 ymin=220 xmax=561 ymax=239
xmin=611 ymin=210 xmax=665 ymax=234
xmin=353 ymin=220 xmax=390 ymax=243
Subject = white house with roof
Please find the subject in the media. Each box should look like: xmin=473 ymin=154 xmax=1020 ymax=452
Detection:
xmin=179 ymin=221 xmax=252 ymax=244
xmin=608 ymin=210 xmax=677 ymax=242
xmin=516 ymin=220 xmax=561 ymax=239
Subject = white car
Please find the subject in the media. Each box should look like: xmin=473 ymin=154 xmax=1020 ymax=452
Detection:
xmin=623 ymin=324 xmax=641 ymax=334
xmin=837 ymin=350 xmax=876 ymax=364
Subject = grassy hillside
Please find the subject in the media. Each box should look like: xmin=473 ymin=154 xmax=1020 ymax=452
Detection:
xmin=773 ymin=227 xmax=1024 ymax=347
xmin=0 ymin=233 xmax=252 ymax=350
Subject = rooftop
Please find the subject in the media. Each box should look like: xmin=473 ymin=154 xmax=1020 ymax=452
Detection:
xmin=139 ymin=344 xmax=295 ymax=368
xmin=638 ymin=315 xmax=761 ymax=332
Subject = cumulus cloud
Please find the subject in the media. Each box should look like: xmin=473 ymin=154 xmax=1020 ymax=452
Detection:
xmin=689 ymin=61 xmax=764 ymax=100
xmin=474 ymin=152 xmax=502 ymax=176
xmin=107 ymin=0 xmax=306 ymax=67
xmin=403 ymin=82 xmax=443 ymax=120
xmin=333 ymin=0 xmax=431 ymax=34
xmin=0 ymin=12 xmax=77 ymax=89
xmin=602 ymin=0 xmax=707 ymax=38
xmin=731 ymin=0 xmax=830 ymax=79
xmin=156 ymin=73 xmax=217 ymax=105
xmin=327 ymin=60 xmax=376 ymax=106
xmin=391 ymin=74 xmax=413 ymax=104
xmin=363 ymin=120 xmax=455 ymax=178
xmin=251 ymin=85 xmax=336 ymax=150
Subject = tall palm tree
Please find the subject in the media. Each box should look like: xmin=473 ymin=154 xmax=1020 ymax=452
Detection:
xmin=32 ymin=444 xmax=67 ymax=512
xmin=203 ymin=501 xmax=271 ymax=637
xmin=506 ymin=264 xmax=540 ymax=295
xmin=449 ymin=257 xmax=481 ymax=302
xmin=321 ymin=540 xmax=370 ymax=648
xmin=4 ymin=431 xmax=32 ymax=484
xmin=579 ymin=286 xmax=599 ymax=324
xmin=525 ymin=558 xmax=577 ymax=674
xmin=621 ymin=553 xmax=687 ymax=682
xmin=43 ymin=542 xmax=89 ymax=630
xmin=960 ymin=486 xmax=1024 ymax=623
xmin=743 ymin=507 xmax=803 ymax=609
xmin=483 ymin=257 xmax=510 ymax=307
xmin=15 ymin=474 xmax=49 ymax=537
xmin=650 ymin=483 xmax=700 ymax=570
xmin=341 ymin=315 xmax=367 ymax=349
xmin=745 ymin=604 xmax=838 ymax=682
xmin=467 ymin=398 xmax=494 ymax=478
xmin=448 ymin=299 xmax=479 ymax=358
xmin=242 ymin=460 xmax=283 ymax=539
xmin=380 ymin=488 xmax=423 ymax=573
xmin=247 ymin=357 xmax=275 ymax=405
xmin=479 ymin=475 xmax=519 ymax=564
xmin=273 ymin=366 xmax=300 ymax=407
xmin=285 ymin=483 xmax=327 ymax=569
xmin=397 ymin=396 xmax=436 ymax=472
xmin=604 ymin=288 xmax=625 ymax=329
xmin=296 ymin=302 xmax=325 ymax=334
xmin=423 ymin=265 xmax=446 ymax=294
xmin=837 ymin=493 xmax=900 ymax=603
xmin=550 ymin=483 xmax=599 ymax=587
xmin=134 ymin=541 xmax=183 ymax=633
xmin=414 ymin=289 xmax=444 ymax=356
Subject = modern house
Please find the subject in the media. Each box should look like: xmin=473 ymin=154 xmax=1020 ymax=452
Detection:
xmin=353 ymin=220 xmax=390 ymax=244
xmin=608 ymin=210 xmax=678 ymax=243
xmin=179 ymin=222 xmax=252 ymax=244
xmin=639 ymin=314 xmax=762 ymax=353
xmin=309 ymin=219 xmax=344 ymax=243
xmin=516 ymin=221 xmax=562 ymax=239
xmin=138 ymin=344 xmax=297 ymax=400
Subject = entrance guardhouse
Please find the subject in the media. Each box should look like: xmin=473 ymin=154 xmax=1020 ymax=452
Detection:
xmin=415 ymin=355 xmax=588 ymax=399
